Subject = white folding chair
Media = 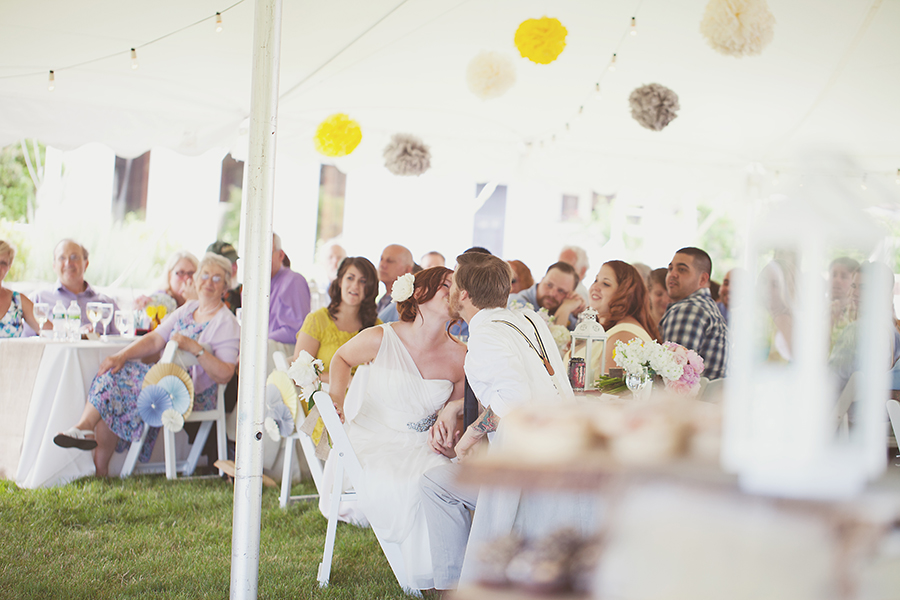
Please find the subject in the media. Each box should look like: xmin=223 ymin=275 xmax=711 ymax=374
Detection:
xmin=312 ymin=389 xmax=422 ymax=597
xmin=120 ymin=341 xmax=227 ymax=479
xmin=272 ymin=350 xmax=324 ymax=508
xmin=886 ymin=400 xmax=900 ymax=465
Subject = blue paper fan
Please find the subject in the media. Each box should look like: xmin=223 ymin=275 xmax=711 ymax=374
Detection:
xmin=266 ymin=401 xmax=295 ymax=437
xmin=137 ymin=385 xmax=174 ymax=427
xmin=157 ymin=375 xmax=191 ymax=414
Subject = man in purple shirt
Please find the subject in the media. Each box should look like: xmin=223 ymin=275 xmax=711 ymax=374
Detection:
xmin=269 ymin=233 xmax=311 ymax=347
xmin=31 ymin=238 xmax=119 ymax=334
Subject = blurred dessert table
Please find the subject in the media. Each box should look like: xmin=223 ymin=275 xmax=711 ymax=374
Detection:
xmin=0 ymin=337 xmax=130 ymax=488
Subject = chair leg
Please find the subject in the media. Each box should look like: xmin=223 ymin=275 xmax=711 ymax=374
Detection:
xmin=318 ymin=458 xmax=344 ymax=588
xmin=120 ymin=425 xmax=150 ymax=478
xmin=215 ymin=413 xmax=227 ymax=475
xmin=163 ymin=427 xmax=178 ymax=480
xmin=184 ymin=421 xmax=213 ymax=476
xmin=280 ymin=436 xmax=295 ymax=509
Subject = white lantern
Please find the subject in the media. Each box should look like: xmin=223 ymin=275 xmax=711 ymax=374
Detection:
xmin=723 ymin=157 xmax=894 ymax=500
xmin=570 ymin=307 xmax=608 ymax=390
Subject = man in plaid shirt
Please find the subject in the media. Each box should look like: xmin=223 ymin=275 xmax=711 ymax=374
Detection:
xmin=660 ymin=247 xmax=729 ymax=379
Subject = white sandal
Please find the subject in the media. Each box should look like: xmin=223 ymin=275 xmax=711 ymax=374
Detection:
xmin=53 ymin=427 xmax=98 ymax=451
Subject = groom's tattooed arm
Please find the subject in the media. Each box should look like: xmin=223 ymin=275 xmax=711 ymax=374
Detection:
xmin=470 ymin=407 xmax=499 ymax=434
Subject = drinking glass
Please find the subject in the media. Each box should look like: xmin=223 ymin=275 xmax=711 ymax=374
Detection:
xmin=86 ymin=302 xmax=103 ymax=337
xmin=114 ymin=310 xmax=133 ymax=337
xmin=99 ymin=303 xmax=114 ymax=340
xmin=625 ymin=369 xmax=649 ymax=400
xmin=33 ymin=302 xmax=50 ymax=337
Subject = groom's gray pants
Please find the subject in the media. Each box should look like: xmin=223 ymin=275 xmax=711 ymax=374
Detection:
xmin=420 ymin=463 xmax=479 ymax=590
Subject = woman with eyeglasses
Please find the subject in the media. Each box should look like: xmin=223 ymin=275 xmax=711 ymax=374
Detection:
xmin=53 ymin=253 xmax=240 ymax=477
xmin=134 ymin=250 xmax=200 ymax=313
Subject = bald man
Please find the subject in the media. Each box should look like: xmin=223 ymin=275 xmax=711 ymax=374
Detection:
xmin=377 ymin=244 xmax=414 ymax=313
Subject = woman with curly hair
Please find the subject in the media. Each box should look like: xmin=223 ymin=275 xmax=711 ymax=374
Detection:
xmin=325 ymin=266 xmax=466 ymax=591
xmin=291 ymin=256 xmax=380 ymax=383
xmin=589 ymin=260 xmax=660 ymax=375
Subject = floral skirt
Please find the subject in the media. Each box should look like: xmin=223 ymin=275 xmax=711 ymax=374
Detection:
xmin=88 ymin=361 xmax=217 ymax=462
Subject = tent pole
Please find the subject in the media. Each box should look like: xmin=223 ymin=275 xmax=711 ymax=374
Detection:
xmin=230 ymin=0 xmax=282 ymax=598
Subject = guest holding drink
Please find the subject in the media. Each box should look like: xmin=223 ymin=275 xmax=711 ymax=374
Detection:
xmin=0 ymin=240 xmax=41 ymax=337
xmin=52 ymin=253 xmax=240 ymax=477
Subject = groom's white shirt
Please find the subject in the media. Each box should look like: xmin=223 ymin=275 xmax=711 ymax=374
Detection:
xmin=465 ymin=306 xmax=574 ymax=419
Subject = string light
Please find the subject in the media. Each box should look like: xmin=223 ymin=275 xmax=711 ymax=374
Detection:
xmin=48 ymin=70 xmax=55 ymax=91
xmin=575 ymin=105 xmax=585 ymax=119
xmin=215 ymin=12 xmax=223 ymax=33
xmin=860 ymin=173 xmax=867 ymax=190
xmin=630 ymin=17 xmax=637 ymax=36
xmin=593 ymin=82 xmax=602 ymax=99
xmin=130 ymin=48 xmax=139 ymax=70
xmin=608 ymin=53 xmax=617 ymax=72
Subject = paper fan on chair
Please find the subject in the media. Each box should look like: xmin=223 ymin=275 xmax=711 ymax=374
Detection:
xmin=144 ymin=362 xmax=194 ymax=417
xmin=267 ymin=370 xmax=298 ymax=422
xmin=137 ymin=385 xmax=174 ymax=428
xmin=157 ymin=375 xmax=192 ymax=415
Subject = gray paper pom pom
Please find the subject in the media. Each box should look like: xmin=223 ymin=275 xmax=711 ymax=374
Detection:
xmin=628 ymin=83 xmax=680 ymax=131
xmin=383 ymin=133 xmax=431 ymax=176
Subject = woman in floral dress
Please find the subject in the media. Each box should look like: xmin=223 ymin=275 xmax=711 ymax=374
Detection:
xmin=0 ymin=240 xmax=40 ymax=337
xmin=53 ymin=253 xmax=240 ymax=477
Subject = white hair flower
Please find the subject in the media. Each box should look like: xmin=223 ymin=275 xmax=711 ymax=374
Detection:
xmin=161 ymin=408 xmax=184 ymax=432
xmin=391 ymin=273 xmax=416 ymax=303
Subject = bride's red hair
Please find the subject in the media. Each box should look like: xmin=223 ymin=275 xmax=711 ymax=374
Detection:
xmin=398 ymin=267 xmax=454 ymax=323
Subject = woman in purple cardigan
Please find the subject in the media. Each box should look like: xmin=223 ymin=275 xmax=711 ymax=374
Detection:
xmin=54 ymin=253 xmax=240 ymax=477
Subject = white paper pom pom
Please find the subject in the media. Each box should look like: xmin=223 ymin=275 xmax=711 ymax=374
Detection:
xmin=264 ymin=417 xmax=281 ymax=442
xmin=383 ymin=134 xmax=431 ymax=176
xmin=466 ymin=51 xmax=516 ymax=100
xmin=161 ymin=408 xmax=184 ymax=432
xmin=700 ymin=0 xmax=776 ymax=57
xmin=629 ymin=83 xmax=680 ymax=131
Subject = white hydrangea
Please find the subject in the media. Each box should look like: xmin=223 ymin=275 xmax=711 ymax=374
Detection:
xmin=288 ymin=350 xmax=324 ymax=389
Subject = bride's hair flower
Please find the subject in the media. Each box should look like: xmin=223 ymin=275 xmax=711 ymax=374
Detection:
xmin=391 ymin=273 xmax=416 ymax=303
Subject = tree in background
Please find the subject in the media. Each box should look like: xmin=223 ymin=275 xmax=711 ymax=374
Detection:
xmin=0 ymin=142 xmax=43 ymax=223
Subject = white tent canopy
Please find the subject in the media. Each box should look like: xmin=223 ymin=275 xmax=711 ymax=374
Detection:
xmin=2 ymin=0 xmax=899 ymax=194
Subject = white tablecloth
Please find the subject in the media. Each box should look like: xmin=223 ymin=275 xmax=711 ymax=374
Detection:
xmin=0 ymin=337 xmax=130 ymax=488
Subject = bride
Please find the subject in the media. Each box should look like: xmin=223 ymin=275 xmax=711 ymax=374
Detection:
xmin=328 ymin=266 xmax=466 ymax=590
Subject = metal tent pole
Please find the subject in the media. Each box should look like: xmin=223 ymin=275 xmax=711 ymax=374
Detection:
xmin=230 ymin=0 xmax=282 ymax=597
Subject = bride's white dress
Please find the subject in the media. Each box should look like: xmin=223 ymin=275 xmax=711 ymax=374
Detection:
xmin=346 ymin=323 xmax=453 ymax=589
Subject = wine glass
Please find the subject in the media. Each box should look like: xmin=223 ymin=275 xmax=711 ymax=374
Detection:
xmin=114 ymin=310 xmax=133 ymax=337
xmin=33 ymin=302 xmax=50 ymax=337
xmin=86 ymin=302 xmax=103 ymax=337
xmin=99 ymin=303 xmax=114 ymax=340
xmin=625 ymin=369 xmax=648 ymax=400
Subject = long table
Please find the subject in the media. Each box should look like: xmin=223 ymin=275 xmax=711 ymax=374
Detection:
xmin=0 ymin=337 xmax=130 ymax=488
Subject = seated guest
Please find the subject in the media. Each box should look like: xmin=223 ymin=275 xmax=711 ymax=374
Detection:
xmin=631 ymin=262 xmax=652 ymax=286
xmin=52 ymin=253 xmax=240 ymax=477
xmin=512 ymin=261 xmax=584 ymax=330
xmin=326 ymin=267 xmax=466 ymax=590
xmin=660 ymin=247 xmax=728 ymax=379
xmin=269 ymin=233 xmax=311 ymax=356
xmin=31 ymin=238 xmax=119 ymax=334
xmin=584 ymin=260 xmax=660 ymax=375
xmin=647 ymin=267 xmax=672 ymax=329
xmin=508 ymin=259 xmax=534 ymax=295
xmin=292 ymin=257 xmax=381 ymax=382
xmin=134 ymin=250 xmax=199 ymax=313
xmin=717 ymin=268 xmax=737 ymax=324
xmin=420 ymin=251 xmax=445 ymax=270
xmin=830 ymin=256 xmax=860 ymax=348
xmin=0 ymin=240 xmax=40 ymax=337
xmin=207 ymin=241 xmax=241 ymax=314
xmin=558 ymin=245 xmax=590 ymax=302
xmin=377 ymin=244 xmax=414 ymax=314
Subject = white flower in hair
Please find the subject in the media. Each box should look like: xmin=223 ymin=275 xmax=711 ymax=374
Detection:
xmin=391 ymin=273 xmax=416 ymax=303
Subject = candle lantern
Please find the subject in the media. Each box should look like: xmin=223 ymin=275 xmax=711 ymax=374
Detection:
xmin=724 ymin=161 xmax=893 ymax=500
xmin=570 ymin=307 xmax=608 ymax=391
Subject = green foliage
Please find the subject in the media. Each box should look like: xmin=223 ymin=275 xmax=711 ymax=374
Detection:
xmin=696 ymin=204 xmax=739 ymax=281
xmin=0 ymin=143 xmax=42 ymax=223
xmin=0 ymin=219 xmax=30 ymax=281
xmin=0 ymin=477 xmax=414 ymax=599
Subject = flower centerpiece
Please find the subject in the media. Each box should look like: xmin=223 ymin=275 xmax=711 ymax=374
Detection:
xmin=612 ymin=339 xmax=705 ymax=396
xmin=288 ymin=349 xmax=325 ymax=411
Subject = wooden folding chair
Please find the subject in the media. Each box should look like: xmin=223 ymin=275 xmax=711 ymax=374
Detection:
xmin=311 ymin=389 xmax=422 ymax=597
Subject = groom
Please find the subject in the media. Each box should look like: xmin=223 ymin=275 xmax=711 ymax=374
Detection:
xmin=420 ymin=251 xmax=573 ymax=591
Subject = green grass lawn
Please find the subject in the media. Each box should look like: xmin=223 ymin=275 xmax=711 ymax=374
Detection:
xmin=0 ymin=476 xmax=416 ymax=599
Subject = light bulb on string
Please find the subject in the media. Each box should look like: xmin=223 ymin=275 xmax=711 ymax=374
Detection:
xmin=630 ymin=17 xmax=637 ymax=36
xmin=575 ymin=105 xmax=585 ymax=120
xmin=216 ymin=12 xmax=223 ymax=33
xmin=563 ymin=123 xmax=571 ymax=139
xmin=608 ymin=53 xmax=617 ymax=72
xmin=48 ymin=70 xmax=55 ymax=91
xmin=130 ymin=48 xmax=138 ymax=70
xmin=593 ymin=82 xmax=602 ymax=99
xmin=860 ymin=173 xmax=867 ymax=190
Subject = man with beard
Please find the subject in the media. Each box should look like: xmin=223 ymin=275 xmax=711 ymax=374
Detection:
xmin=420 ymin=251 xmax=573 ymax=592
xmin=507 ymin=260 xmax=583 ymax=329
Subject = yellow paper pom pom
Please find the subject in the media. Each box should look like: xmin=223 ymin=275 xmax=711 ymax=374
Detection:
xmin=156 ymin=305 xmax=167 ymax=321
xmin=146 ymin=305 xmax=157 ymax=320
xmin=514 ymin=17 xmax=568 ymax=65
xmin=313 ymin=113 xmax=362 ymax=157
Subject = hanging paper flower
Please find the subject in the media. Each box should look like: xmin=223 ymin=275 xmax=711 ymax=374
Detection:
xmin=466 ymin=51 xmax=517 ymax=100
xmin=383 ymin=133 xmax=432 ymax=176
xmin=313 ymin=113 xmax=362 ymax=157
xmin=514 ymin=17 xmax=568 ymax=65
xmin=629 ymin=83 xmax=680 ymax=131
xmin=700 ymin=0 xmax=776 ymax=58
